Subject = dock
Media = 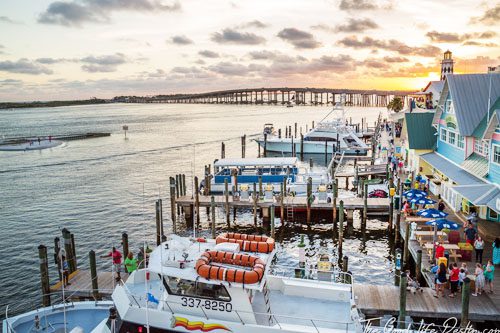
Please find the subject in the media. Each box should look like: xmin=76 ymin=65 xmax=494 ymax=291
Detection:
xmin=50 ymin=270 xmax=123 ymax=299
xmin=0 ymin=132 xmax=110 ymax=145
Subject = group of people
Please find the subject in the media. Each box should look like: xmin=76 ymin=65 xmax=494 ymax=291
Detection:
xmin=102 ymin=246 xmax=146 ymax=282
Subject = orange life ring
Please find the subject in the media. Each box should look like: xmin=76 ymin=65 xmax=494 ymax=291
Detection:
xmin=195 ymin=251 xmax=265 ymax=285
xmin=216 ymin=233 xmax=275 ymax=253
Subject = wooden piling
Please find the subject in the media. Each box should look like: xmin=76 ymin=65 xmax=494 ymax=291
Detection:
xmin=460 ymin=277 xmax=471 ymax=328
xmin=221 ymin=142 xmax=225 ymax=159
xmin=210 ymin=195 xmax=216 ymax=239
xmin=416 ymin=249 xmax=422 ymax=281
xmin=241 ymin=135 xmax=246 ymax=158
xmin=280 ymin=183 xmax=284 ymax=224
xmin=270 ymin=205 xmax=275 ymax=239
xmin=363 ymin=181 xmax=368 ymax=223
xmin=122 ymin=232 xmax=129 ymax=259
xmin=278 ymin=129 xmax=281 ymax=139
xmin=333 ymin=179 xmax=338 ymax=223
xmin=89 ymin=250 xmax=99 ymax=299
xmin=175 ymin=174 xmax=180 ymax=215
xmin=253 ymin=183 xmax=258 ymax=226
xmin=54 ymin=237 xmax=62 ymax=281
xmin=324 ymin=140 xmax=328 ymax=165
xmin=224 ymin=178 xmax=230 ymax=227
xmin=62 ymin=228 xmax=76 ymax=273
xmin=182 ymin=174 xmax=186 ymax=196
xmin=306 ymin=177 xmax=312 ymax=224
xmin=300 ymin=134 xmax=304 ymax=161
xmin=403 ymin=222 xmax=410 ymax=268
xmin=291 ymin=137 xmax=295 ymax=157
xmin=38 ymin=245 xmax=51 ymax=306
xmin=388 ymin=201 xmax=394 ymax=234
xmin=339 ymin=200 xmax=344 ymax=257
xmin=294 ymin=123 xmax=297 ymax=138
xmin=155 ymin=199 xmax=162 ymax=245
xmin=170 ymin=177 xmax=177 ymax=234
xmin=194 ymin=176 xmax=200 ymax=228
xmin=258 ymin=176 xmax=263 ymax=197
xmin=70 ymin=233 xmax=77 ymax=270
xmin=398 ymin=272 xmax=407 ymax=328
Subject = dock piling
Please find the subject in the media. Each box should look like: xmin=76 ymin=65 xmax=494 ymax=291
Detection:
xmin=194 ymin=176 xmax=200 ymax=228
xmin=38 ymin=245 xmax=51 ymax=306
xmin=460 ymin=277 xmax=471 ymax=328
xmin=300 ymin=134 xmax=304 ymax=161
xmin=338 ymin=200 xmax=344 ymax=258
xmin=62 ymin=228 xmax=76 ymax=273
xmin=398 ymin=272 xmax=407 ymax=328
xmin=70 ymin=233 xmax=77 ymax=270
xmin=403 ymin=222 xmax=410 ymax=268
xmin=416 ymin=249 xmax=422 ymax=281
xmin=253 ymin=183 xmax=258 ymax=226
xmin=224 ymin=179 xmax=230 ymax=227
xmin=155 ymin=199 xmax=162 ymax=245
xmin=263 ymin=134 xmax=267 ymax=157
xmin=342 ymin=255 xmax=349 ymax=283
xmin=221 ymin=142 xmax=225 ymax=159
xmin=306 ymin=177 xmax=312 ymax=224
xmin=170 ymin=177 xmax=177 ymax=234
xmin=210 ymin=195 xmax=216 ymax=238
xmin=363 ymin=181 xmax=368 ymax=224
xmin=241 ymin=135 xmax=246 ymax=158
xmin=122 ymin=232 xmax=129 ymax=260
xmin=89 ymin=250 xmax=99 ymax=299
xmin=54 ymin=237 xmax=62 ymax=281
xmin=270 ymin=205 xmax=275 ymax=238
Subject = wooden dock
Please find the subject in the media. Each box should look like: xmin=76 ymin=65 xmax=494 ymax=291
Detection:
xmin=336 ymin=164 xmax=388 ymax=178
xmin=176 ymin=195 xmax=390 ymax=214
xmin=50 ymin=269 xmax=125 ymax=299
xmin=354 ymin=283 xmax=499 ymax=321
xmin=0 ymin=132 xmax=110 ymax=145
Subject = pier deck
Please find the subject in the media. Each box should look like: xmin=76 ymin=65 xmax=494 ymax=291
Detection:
xmin=176 ymin=195 xmax=390 ymax=214
xmin=50 ymin=270 xmax=125 ymax=299
xmin=354 ymin=283 xmax=499 ymax=321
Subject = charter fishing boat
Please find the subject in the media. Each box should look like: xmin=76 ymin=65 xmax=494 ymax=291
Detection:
xmin=203 ymin=157 xmax=331 ymax=196
xmin=256 ymin=103 xmax=369 ymax=156
xmin=4 ymin=232 xmax=363 ymax=333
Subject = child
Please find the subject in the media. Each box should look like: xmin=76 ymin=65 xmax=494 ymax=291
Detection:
xmin=405 ymin=270 xmax=423 ymax=294
xmin=472 ymin=263 xmax=485 ymax=296
xmin=458 ymin=268 xmax=466 ymax=292
xmin=484 ymin=260 xmax=495 ymax=294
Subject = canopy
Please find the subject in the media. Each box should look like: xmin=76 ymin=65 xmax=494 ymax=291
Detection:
xmin=409 ymin=197 xmax=436 ymax=205
xmin=425 ymin=219 xmax=461 ymax=230
xmin=403 ymin=189 xmax=427 ymax=199
xmin=214 ymin=157 xmax=298 ymax=167
xmin=417 ymin=209 xmax=448 ymax=218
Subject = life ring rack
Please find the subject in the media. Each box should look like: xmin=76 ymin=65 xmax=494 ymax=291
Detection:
xmin=216 ymin=233 xmax=275 ymax=253
xmin=195 ymin=250 xmax=265 ymax=285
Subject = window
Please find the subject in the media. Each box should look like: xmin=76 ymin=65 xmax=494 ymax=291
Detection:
xmin=445 ymin=100 xmax=454 ymax=114
xmin=457 ymin=135 xmax=464 ymax=149
xmin=474 ymin=139 xmax=483 ymax=154
xmin=494 ymin=145 xmax=500 ymax=165
xmin=162 ymin=276 xmax=231 ymax=301
xmin=448 ymin=131 xmax=456 ymax=145
xmin=440 ymin=128 xmax=447 ymax=142
xmin=490 ymin=209 xmax=498 ymax=220
xmin=484 ymin=142 xmax=489 ymax=157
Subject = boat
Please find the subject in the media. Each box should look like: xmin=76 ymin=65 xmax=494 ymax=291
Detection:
xmin=256 ymin=103 xmax=369 ymax=156
xmin=203 ymin=157 xmax=332 ymax=196
xmin=5 ymin=232 xmax=364 ymax=333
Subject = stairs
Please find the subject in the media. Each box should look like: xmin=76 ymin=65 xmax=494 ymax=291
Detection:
xmin=262 ymin=280 xmax=273 ymax=325
xmin=285 ymin=197 xmax=294 ymax=222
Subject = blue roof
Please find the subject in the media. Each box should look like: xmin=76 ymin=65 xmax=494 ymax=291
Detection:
xmin=420 ymin=152 xmax=484 ymax=185
xmin=446 ymin=74 xmax=500 ymax=136
xmin=452 ymin=184 xmax=499 ymax=205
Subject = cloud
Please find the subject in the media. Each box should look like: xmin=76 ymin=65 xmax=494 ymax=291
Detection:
xmin=38 ymin=0 xmax=180 ymax=27
xmin=170 ymin=35 xmax=193 ymax=45
xmin=238 ymin=20 xmax=268 ymax=29
xmin=211 ymin=28 xmax=266 ymax=45
xmin=80 ymin=53 xmax=127 ymax=72
xmin=361 ymin=58 xmax=389 ymax=69
xmin=426 ymin=30 xmax=496 ymax=43
xmin=311 ymin=24 xmax=335 ymax=32
xmin=462 ymin=41 xmax=498 ymax=47
xmin=0 ymin=59 xmax=53 ymax=75
xmin=470 ymin=4 xmax=500 ymax=25
xmin=337 ymin=36 xmax=441 ymax=57
xmin=247 ymin=50 xmax=280 ymax=60
xmin=277 ymin=28 xmax=321 ymax=49
xmin=383 ymin=56 xmax=409 ymax=63
xmin=335 ymin=18 xmax=378 ymax=33
xmin=207 ymin=62 xmax=259 ymax=76
xmin=36 ymin=57 xmax=76 ymax=64
xmin=456 ymin=56 xmax=500 ymax=72
xmin=198 ymin=50 xmax=220 ymax=58
xmin=339 ymin=0 xmax=393 ymax=10
xmin=0 ymin=16 xmax=22 ymax=24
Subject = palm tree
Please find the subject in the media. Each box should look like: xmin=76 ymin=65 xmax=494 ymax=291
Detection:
xmin=387 ymin=97 xmax=404 ymax=113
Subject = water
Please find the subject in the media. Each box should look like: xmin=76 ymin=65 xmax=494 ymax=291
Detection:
xmin=0 ymin=103 xmax=394 ymax=318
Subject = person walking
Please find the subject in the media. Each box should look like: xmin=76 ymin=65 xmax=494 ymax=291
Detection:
xmin=484 ymin=260 xmax=495 ymax=294
xmin=458 ymin=268 xmax=466 ymax=292
xmin=464 ymin=224 xmax=477 ymax=245
xmin=438 ymin=199 xmax=445 ymax=212
xmin=472 ymin=263 xmax=485 ymax=296
xmin=474 ymin=236 xmax=484 ymax=264
xmin=448 ymin=263 xmax=460 ymax=297
xmin=102 ymin=247 xmax=122 ymax=281
xmin=124 ymin=252 xmax=138 ymax=274
xmin=493 ymin=238 xmax=500 ymax=265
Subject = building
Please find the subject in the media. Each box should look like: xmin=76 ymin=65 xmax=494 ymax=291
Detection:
xmin=419 ymin=73 xmax=500 ymax=222
xmin=440 ymin=50 xmax=454 ymax=81
xmin=399 ymin=112 xmax=436 ymax=173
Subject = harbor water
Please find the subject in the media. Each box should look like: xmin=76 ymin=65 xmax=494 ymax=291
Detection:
xmin=0 ymin=103 xmax=394 ymax=318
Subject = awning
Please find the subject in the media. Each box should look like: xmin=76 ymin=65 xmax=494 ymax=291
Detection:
xmin=486 ymin=196 xmax=500 ymax=213
xmin=451 ymin=184 xmax=500 ymax=206
xmin=420 ymin=153 xmax=484 ymax=185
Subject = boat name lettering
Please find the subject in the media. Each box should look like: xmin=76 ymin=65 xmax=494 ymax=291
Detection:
xmin=180 ymin=297 xmax=232 ymax=312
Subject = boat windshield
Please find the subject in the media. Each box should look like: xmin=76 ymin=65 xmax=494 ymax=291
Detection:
xmin=162 ymin=275 xmax=232 ymax=302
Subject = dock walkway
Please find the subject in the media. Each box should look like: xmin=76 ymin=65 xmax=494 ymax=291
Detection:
xmin=50 ymin=270 xmax=125 ymax=299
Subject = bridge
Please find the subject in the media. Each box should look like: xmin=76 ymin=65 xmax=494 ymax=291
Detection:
xmin=116 ymin=87 xmax=415 ymax=107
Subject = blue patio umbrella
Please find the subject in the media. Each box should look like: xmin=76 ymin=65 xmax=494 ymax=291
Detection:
xmin=403 ymin=189 xmax=427 ymax=199
xmin=417 ymin=208 xmax=448 ymax=218
xmin=409 ymin=197 xmax=436 ymax=205
xmin=425 ymin=218 xmax=461 ymax=230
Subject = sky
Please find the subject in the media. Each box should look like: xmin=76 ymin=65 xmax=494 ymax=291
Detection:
xmin=0 ymin=0 xmax=499 ymax=102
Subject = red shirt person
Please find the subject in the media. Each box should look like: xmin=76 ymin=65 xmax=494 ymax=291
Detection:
xmin=435 ymin=242 xmax=445 ymax=259
xmin=102 ymin=247 xmax=122 ymax=277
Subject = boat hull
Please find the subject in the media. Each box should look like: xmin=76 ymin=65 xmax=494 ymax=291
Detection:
xmin=256 ymin=139 xmax=368 ymax=156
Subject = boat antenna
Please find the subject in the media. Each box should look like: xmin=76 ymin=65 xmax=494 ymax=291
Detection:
xmin=142 ymin=183 xmax=151 ymax=333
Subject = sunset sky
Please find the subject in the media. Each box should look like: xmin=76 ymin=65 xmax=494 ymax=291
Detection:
xmin=0 ymin=0 xmax=499 ymax=101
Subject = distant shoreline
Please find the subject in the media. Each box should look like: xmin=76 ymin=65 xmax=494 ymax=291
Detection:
xmin=0 ymin=99 xmax=109 ymax=110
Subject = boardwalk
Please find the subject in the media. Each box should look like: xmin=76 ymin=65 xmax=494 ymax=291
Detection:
xmin=354 ymin=284 xmax=499 ymax=321
xmin=50 ymin=270 xmax=126 ymax=299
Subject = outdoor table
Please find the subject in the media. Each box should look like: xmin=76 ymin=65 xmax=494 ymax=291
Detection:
xmin=413 ymin=231 xmax=446 ymax=245
xmin=424 ymin=243 xmax=461 ymax=260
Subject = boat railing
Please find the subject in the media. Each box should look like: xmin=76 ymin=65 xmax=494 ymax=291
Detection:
xmin=268 ymin=264 xmax=354 ymax=288
xmin=120 ymin=288 xmax=357 ymax=332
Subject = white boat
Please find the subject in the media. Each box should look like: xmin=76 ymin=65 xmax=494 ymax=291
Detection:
xmin=256 ymin=104 xmax=369 ymax=156
xmin=204 ymin=157 xmax=332 ymax=196
xmin=3 ymin=233 xmax=363 ymax=333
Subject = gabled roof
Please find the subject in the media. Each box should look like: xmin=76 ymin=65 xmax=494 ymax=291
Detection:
xmin=461 ymin=153 xmax=488 ymax=178
xmin=420 ymin=152 xmax=484 ymax=185
xmin=482 ymin=98 xmax=500 ymax=140
xmin=404 ymin=112 xmax=436 ymax=149
xmin=433 ymin=74 xmax=500 ymax=136
xmin=424 ymin=81 xmax=444 ymax=94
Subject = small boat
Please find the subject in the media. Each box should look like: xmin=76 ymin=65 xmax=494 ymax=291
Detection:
xmin=203 ymin=157 xmax=331 ymax=196
xmin=256 ymin=103 xmax=369 ymax=156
